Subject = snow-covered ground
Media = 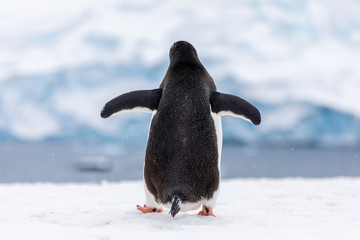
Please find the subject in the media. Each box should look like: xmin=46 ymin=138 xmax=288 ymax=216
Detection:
xmin=1 ymin=178 xmax=359 ymax=240
xmin=0 ymin=0 xmax=360 ymax=146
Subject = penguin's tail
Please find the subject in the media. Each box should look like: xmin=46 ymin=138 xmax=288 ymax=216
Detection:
xmin=169 ymin=195 xmax=183 ymax=217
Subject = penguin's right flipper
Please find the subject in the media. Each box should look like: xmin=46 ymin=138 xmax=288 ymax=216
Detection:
xmin=101 ymin=88 xmax=162 ymax=118
xmin=210 ymin=91 xmax=261 ymax=125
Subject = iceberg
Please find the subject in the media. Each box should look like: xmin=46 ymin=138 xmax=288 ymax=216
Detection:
xmin=0 ymin=0 xmax=359 ymax=147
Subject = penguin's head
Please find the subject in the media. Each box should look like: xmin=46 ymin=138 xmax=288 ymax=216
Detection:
xmin=169 ymin=41 xmax=200 ymax=65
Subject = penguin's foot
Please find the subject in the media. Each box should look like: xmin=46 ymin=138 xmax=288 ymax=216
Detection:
xmin=197 ymin=205 xmax=216 ymax=217
xmin=136 ymin=204 xmax=163 ymax=214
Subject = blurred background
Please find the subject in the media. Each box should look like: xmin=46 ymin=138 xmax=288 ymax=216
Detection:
xmin=0 ymin=0 xmax=359 ymax=182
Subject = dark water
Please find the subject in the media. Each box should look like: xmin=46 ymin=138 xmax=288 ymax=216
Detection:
xmin=0 ymin=143 xmax=359 ymax=183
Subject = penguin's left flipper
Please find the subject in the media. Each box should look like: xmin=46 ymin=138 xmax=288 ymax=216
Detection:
xmin=136 ymin=204 xmax=163 ymax=213
xmin=101 ymin=88 xmax=162 ymax=118
xmin=210 ymin=91 xmax=261 ymax=125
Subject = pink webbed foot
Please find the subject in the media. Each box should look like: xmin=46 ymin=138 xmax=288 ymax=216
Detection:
xmin=137 ymin=204 xmax=163 ymax=214
xmin=197 ymin=205 xmax=216 ymax=217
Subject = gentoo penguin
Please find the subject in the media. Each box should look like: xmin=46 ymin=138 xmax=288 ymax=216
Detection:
xmin=101 ymin=41 xmax=261 ymax=217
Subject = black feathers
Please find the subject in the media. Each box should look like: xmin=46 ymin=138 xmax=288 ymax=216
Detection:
xmin=210 ymin=91 xmax=261 ymax=125
xmin=169 ymin=196 xmax=182 ymax=217
xmin=100 ymin=88 xmax=162 ymax=118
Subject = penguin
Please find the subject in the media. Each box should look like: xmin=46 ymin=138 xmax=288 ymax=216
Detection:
xmin=101 ymin=41 xmax=261 ymax=217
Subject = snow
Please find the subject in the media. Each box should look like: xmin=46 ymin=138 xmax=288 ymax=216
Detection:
xmin=1 ymin=178 xmax=359 ymax=239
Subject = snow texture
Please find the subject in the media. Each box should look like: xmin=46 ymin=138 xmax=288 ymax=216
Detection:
xmin=0 ymin=178 xmax=359 ymax=240
xmin=0 ymin=0 xmax=360 ymax=146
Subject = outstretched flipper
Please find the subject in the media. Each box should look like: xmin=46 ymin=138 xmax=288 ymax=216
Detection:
xmin=137 ymin=204 xmax=163 ymax=214
xmin=210 ymin=91 xmax=261 ymax=125
xmin=101 ymin=88 xmax=162 ymax=118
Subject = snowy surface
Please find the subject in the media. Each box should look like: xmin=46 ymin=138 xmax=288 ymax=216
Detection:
xmin=1 ymin=178 xmax=359 ymax=240
xmin=0 ymin=0 xmax=360 ymax=146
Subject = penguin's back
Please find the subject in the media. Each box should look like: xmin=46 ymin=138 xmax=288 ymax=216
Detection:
xmin=144 ymin=65 xmax=219 ymax=204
